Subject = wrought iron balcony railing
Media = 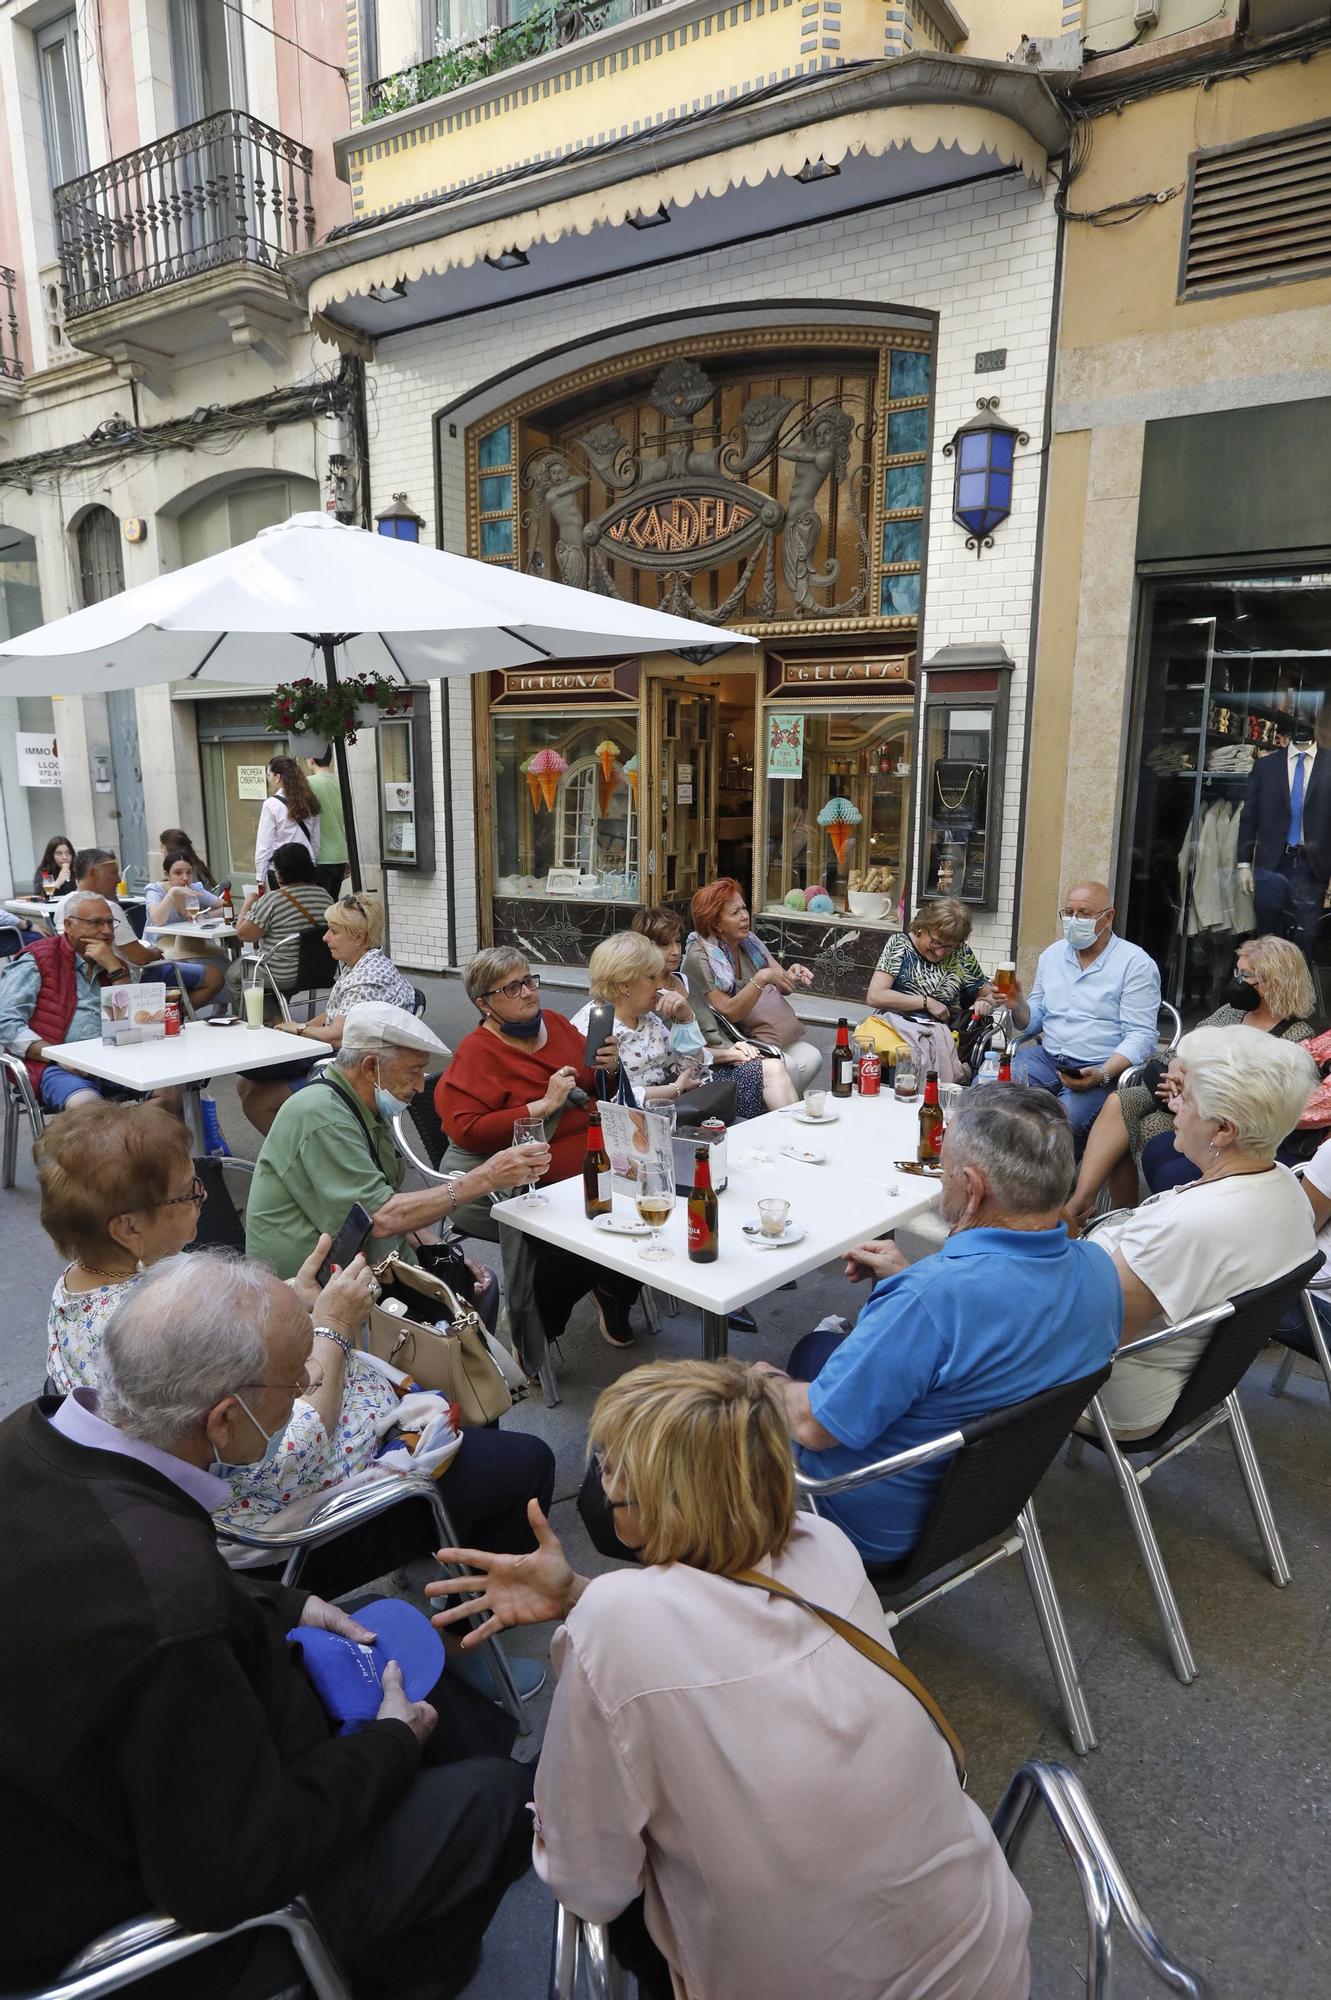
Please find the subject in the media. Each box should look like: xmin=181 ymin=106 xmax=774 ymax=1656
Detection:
xmin=0 ymin=266 xmax=21 ymax=384
xmin=54 ymin=110 xmax=315 ymax=320
xmin=366 ymin=0 xmax=654 ymax=122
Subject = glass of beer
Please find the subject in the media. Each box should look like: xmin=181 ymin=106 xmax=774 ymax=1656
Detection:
xmin=513 ymin=1116 xmax=549 ymax=1208
xmin=185 ymin=892 xmax=202 ymax=924
xmin=994 ymin=961 xmax=1016 ymax=999
xmin=637 ymin=1160 xmax=675 ymax=1260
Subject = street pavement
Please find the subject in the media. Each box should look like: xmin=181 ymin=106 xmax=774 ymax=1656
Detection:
xmin=2 ymin=974 xmax=1327 ymax=1997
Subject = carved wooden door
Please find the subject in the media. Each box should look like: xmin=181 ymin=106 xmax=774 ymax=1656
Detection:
xmin=645 ymin=679 xmax=717 ymax=907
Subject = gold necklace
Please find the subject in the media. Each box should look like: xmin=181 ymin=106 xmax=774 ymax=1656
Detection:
xmin=933 ymin=767 xmax=977 ymax=811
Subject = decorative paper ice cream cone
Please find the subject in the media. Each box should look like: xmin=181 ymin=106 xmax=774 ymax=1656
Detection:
xmin=538 ymin=771 xmax=560 ymax=810
xmin=596 ymin=738 xmax=620 ymax=784
xmin=524 ymin=770 xmax=541 ymax=812
xmin=829 ymin=823 xmax=852 ymax=868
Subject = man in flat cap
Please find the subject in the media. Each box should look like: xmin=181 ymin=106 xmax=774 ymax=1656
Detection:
xmin=245 ymin=1002 xmax=546 ymax=1286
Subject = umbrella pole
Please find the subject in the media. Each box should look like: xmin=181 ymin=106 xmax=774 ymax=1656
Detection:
xmin=320 ymin=635 xmax=364 ymax=892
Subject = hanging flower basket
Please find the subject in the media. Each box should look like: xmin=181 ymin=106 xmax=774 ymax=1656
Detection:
xmin=263 ymin=674 xmax=412 ymax=746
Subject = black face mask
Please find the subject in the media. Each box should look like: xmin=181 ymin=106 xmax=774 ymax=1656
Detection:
xmin=498 ymin=1007 xmax=544 ymax=1039
xmin=1223 ymin=977 xmax=1261 ymax=1014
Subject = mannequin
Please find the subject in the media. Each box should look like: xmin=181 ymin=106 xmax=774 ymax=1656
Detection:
xmin=1236 ymin=709 xmax=1330 ymax=953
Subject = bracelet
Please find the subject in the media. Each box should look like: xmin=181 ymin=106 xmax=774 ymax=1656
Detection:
xmin=312 ymin=1325 xmax=354 ymax=1360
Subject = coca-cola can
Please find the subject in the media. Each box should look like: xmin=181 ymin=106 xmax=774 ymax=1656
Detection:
xmin=858 ymin=1049 xmax=881 ymax=1096
xmin=164 ymin=992 xmax=182 ymax=1037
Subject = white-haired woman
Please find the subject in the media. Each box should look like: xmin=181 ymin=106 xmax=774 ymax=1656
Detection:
xmin=1067 ymin=935 xmax=1316 ymax=1222
xmin=1088 ymin=1026 xmax=1318 ymax=1439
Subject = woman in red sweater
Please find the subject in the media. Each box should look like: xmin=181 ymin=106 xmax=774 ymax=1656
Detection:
xmin=438 ymin=948 xmax=642 ymax=1347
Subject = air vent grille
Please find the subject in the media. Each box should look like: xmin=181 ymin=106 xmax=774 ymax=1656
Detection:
xmin=1182 ymin=120 xmax=1331 ymax=298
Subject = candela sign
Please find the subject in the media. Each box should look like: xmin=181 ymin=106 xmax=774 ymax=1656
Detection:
xmin=607 ymin=496 xmax=755 ymax=555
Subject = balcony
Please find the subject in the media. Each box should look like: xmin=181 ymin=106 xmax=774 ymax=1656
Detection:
xmin=366 ymin=0 xmax=655 ymax=122
xmin=53 ymin=111 xmax=315 ymax=389
xmin=0 ymin=266 xmax=22 ymax=401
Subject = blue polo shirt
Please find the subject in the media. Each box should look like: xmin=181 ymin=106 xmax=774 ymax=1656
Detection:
xmin=801 ymin=1226 xmax=1122 ymax=1563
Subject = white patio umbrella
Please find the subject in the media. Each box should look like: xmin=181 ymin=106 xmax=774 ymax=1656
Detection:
xmin=0 ymin=512 xmax=753 ymax=888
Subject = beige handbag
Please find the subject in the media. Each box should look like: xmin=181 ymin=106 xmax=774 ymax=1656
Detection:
xmin=364 ymin=1254 xmax=514 ymax=1427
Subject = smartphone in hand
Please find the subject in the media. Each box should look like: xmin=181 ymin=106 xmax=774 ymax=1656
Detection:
xmin=316 ymin=1202 xmax=374 ymax=1288
xmin=583 ymin=1000 xmax=616 ymax=1067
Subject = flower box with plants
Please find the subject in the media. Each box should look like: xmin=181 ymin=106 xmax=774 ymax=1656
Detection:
xmin=264 ymin=675 xmax=412 ymax=747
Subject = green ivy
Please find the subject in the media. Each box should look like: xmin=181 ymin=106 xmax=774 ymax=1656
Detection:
xmin=365 ymin=3 xmax=611 ymax=123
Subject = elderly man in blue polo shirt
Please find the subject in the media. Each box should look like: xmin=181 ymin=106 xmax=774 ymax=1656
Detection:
xmin=756 ymin=1089 xmax=1122 ymax=1566
xmin=1006 ymin=880 xmax=1161 ymax=1148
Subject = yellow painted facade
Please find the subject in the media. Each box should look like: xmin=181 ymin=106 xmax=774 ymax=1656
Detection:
xmin=342 ymin=0 xmax=1074 ymax=221
xmin=1018 ymin=38 xmax=1331 ymax=967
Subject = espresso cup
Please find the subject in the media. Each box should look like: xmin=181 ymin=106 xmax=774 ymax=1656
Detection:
xmin=758 ymin=1197 xmax=791 ymax=1239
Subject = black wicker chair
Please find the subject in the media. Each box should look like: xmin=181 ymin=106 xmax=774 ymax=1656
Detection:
xmin=1071 ymin=1250 xmax=1324 ymax=1684
xmin=797 ymin=1364 xmax=1112 ymax=1755
xmin=184 ymin=1156 xmax=253 ymax=1252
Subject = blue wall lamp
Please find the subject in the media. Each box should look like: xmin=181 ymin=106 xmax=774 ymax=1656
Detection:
xmin=942 ymin=398 xmax=1029 ymax=557
xmin=375 ymin=493 xmax=425 ymax=541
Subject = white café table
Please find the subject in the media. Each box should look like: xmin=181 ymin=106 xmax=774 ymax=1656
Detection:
xmin=43 ymin=1019 xmax=331 ymax=1153
xmin=4 ymin=895 xmax=146 ymax=924
xmin=145 ymin=919 xmax=241 ymax=950
xmin=494 ymin=1083 xmax=940 ymax=1370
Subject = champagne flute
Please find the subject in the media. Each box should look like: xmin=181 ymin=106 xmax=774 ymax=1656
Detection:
xmin=636 ymin=1160 xmax=675 ymax=1261
xmin=513 ymin=1115 xmax=548 ymax=1208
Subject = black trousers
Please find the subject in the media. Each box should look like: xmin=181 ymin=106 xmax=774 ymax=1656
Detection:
xmin=262 ymin=1424 xmax=556 ymax=1598
xmin=316 ymin=863 xmax=348 ymax=900
xmin=533 ymin=1239 xmax=640 ymax=1344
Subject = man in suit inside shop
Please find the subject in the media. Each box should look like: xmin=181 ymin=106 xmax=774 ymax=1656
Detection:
xmin=1237 ymin=720 xmax=1331 ymax=952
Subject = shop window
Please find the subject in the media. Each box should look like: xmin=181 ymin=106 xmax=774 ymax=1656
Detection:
xmin=879 ymin=350 xmax=929 ymax=630
xmin=763 ymin=707 xmax=912 ymax=922
xmin=178 ymin=474 xmax=319 ymax=564
xmin=492 ymin=712 xmax=639 ymax=901
xmin=1123 ymin=568 xmax=1331 ymax=1014
xmin=76 ymin=506 xmax=124 ymax=607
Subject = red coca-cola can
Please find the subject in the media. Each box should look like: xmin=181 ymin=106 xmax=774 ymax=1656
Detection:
xmin=164 ymin=991 xmax=182 ymax=1037
xmin=858 ymin=1048 xmax=881 ymax=1095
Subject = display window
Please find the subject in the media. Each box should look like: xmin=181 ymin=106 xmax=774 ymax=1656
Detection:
xmin=1123 ymin=567 xmax=1331 ymax=1013
xmin=491 ymin=710 xmax=640 ymax=904
xmin=762 ymin=705 xmax=912 ymax=924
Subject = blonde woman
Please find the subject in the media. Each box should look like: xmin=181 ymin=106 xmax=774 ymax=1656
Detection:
xmin=429 ymin=1359 xmax=1030 ymax=2000
xmin=1068 ymin=935 xmax=1316 ymax=1219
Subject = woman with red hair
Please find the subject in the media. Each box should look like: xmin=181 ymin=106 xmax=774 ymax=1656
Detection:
xmin=682 ymin=879 xmax=822 ymax=1101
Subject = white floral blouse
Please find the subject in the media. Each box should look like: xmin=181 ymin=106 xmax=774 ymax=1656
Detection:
xmin=571 ymin=1002 xmax=680 ymax=1095
xmin=326 ymin=949 xmax=416 ymax=1022
xmin=45 ymin=1268 xmax=398 ymax=1528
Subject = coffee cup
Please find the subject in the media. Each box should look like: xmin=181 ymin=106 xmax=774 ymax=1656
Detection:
xmin=803 ymin=1088 xmax=827 ymax=1120
xmin=758 ymin=1197 xmax=791 ymax=1239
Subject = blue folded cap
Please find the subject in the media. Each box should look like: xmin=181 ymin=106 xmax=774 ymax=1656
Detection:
xmin=289 ymin=1596 xmax=445 ymax=1733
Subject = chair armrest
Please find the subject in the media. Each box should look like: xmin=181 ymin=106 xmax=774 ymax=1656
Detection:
xmin=217 ymin=1472 xmax=438 ymax=1551
xmin=1115 ymin=1304 xmax=1233 ymax=1359
xmin=793 ymin=1426 xmax=966 ymax=1498
xmin=391 ymin=1110 xmax=453 ymax=1184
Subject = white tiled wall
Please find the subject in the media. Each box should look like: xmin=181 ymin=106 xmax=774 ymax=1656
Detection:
xmin=368 ymin=172 xmax=1058 ymax=969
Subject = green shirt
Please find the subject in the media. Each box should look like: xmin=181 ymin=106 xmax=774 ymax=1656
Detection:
xmin=306 ymin=768 xmax=348 ymax=866
xmin=244 ymin=1068 xmax=405 ymax=1279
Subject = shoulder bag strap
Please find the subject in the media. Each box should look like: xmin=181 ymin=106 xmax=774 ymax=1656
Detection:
xmin=316 ymin=1075 xmax=391 ymax=1180
xmin=731 ymin=1567 xmax=967 ymax=1786
xmin=278 ymin=887 xmax=324 ymax=927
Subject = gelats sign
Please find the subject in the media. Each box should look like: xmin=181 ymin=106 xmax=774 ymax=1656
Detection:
xmin=607 ymin=495 xmax=755 ymax=556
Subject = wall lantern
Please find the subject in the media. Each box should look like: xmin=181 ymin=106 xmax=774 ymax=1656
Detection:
xmin=375 ymin=493 xmax=425 ymax=542
xmin=942 ymin=397 xmax=1029 ymax=557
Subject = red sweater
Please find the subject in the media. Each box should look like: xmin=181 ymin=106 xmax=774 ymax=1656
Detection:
xmin=438 ymin=1013 xmax=596 ymax=1186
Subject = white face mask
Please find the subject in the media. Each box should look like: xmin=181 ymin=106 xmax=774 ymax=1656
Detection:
xmin=1061 ymin=912 xmax=1107 ymax=951
xmin=209 ymin=1394 xmax=288 ymax=1480
xmin=373 ymin=1058 xmax=412 ymax=1121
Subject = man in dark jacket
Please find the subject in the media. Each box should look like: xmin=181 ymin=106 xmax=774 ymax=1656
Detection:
xmin=0 ymin=1249 xmax=532 ymax=2000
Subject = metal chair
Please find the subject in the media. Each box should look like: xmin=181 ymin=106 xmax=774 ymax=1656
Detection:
xmin=184 ymin=1156 xmax=253 ymax=1252
xmin=1117 ymin=1002 xmax=1183 ymax=1093
xmin=412 ymin=984 xmax=428 ymax=1018
xmin=217 ymin=1472 xmax=532 ymax=1733
xmin=0 ymin=922 xmax=26 ymax=959
xmin=248 ymin=927 xmax=338 ymax=1023
xmin=24 ymin=1897 xmax=351 ymax=1999
xmin=1 ymin=1048 xmax=45 ymax=1189
xmin=1069 ymin=1251 xmax=1323 ymax=1684
xmin=550 ymin=1758 xmax=1209 ymax=1999
xmin=797 ymin=1365 xmax=1113 ymax=1756
xmin=1269 ymin=1285 xmax=1331 ymax=1409
xmin=117 ymin=897 xmax=148 ymax=941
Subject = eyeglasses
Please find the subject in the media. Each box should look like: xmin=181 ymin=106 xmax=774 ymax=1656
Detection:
xmin=157 ymin=1176 xmax=209 ymax=1210
xmin=484 ymin=973 xmax=541 ymax=1001
xmin=239 ymin=1357 xmax=325 ymax=1398
xmin=71 ymin=916 xmax=116 ymax=930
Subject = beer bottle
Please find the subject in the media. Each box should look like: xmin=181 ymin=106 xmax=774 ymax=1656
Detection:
xmin=687 ymin=1145 xmax=719 ymax=1263
xmin=997 ymin=1044 xmax=1012 ymax=1084
xmin=830 ymin=1018 xmax=854 ymax=1098
xmin=220 ymin=884 xmax=235 ymax=923
xmin=917 ymin=1068 xmax=944 ymax=1163
xmin=583 ymin=1109 xmax=612 ymax=1219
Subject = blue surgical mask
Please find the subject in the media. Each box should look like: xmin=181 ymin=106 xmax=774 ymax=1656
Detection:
xmin=500 ymin=1008 xmax=544 ymax=1040
xmin=373 ymin=1058 xmax=412 ymax=1121
xmin=1061 ymin=914 xmax=1103 ymax=951
xmin=210 ymin=1394 xmax=288 ymax=1480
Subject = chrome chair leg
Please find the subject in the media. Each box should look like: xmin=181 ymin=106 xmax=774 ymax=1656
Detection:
xmin=1300 ymin=1290 xmax=1331 ymax=1407
xmin=1016 ymin=1501 xmax=1097 ymax=1756
xmin=539 ymin=1354 xmax=561 ymax=1408
xmin=1270 ymin=1347 xmax=1298 ymax=1397
xmin=2 ymin=1093 xmax=17 ymax=1189
xmin=427 ymin=1485 xmax=532 ymax=1734
xmin=642 ymin=1288 xmax=662 ymax=1335
xmin=1089 ymin=1395 xmax=1196 ymax=1685
xmin=1065 ymin=1433 xmax=1086 ymax=1467
xmin=548 ymin=1901 xmax=579 ymax=2000
xmin=1223 ymin=1393 xmax=1290 ymax=1587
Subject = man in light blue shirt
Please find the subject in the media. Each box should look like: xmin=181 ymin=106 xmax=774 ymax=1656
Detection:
xmin=757 ymin=1088 xmax=1122 ymax=1563
xmin=1009 ymin=880 xmax=1161 ymax=1146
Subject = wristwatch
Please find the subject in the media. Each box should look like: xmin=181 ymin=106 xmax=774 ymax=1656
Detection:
xmin=312 ymin=1325 xmax=354 ymax=1360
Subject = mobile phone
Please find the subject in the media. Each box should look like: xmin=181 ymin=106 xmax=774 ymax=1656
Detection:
xmin=316 ymin=1202 xmax=374 ymax=1287
xmin=583 ymin=1000 xmax=616 ymax=1067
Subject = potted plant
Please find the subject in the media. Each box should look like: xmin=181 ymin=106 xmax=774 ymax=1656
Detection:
xmin=263 ymin=674 xmax=411 ymax=751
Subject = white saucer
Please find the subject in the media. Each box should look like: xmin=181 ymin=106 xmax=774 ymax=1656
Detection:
xmin=779 ymin=1141 xmax=825 ymax=1164
xmin=791 ymin=1108 xmax=840 ymax=1126
xmin=743 ymin=1221 xmax=808 ymax=1249
xmin=593 ymin=1212 xmax=653 ymax=1236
